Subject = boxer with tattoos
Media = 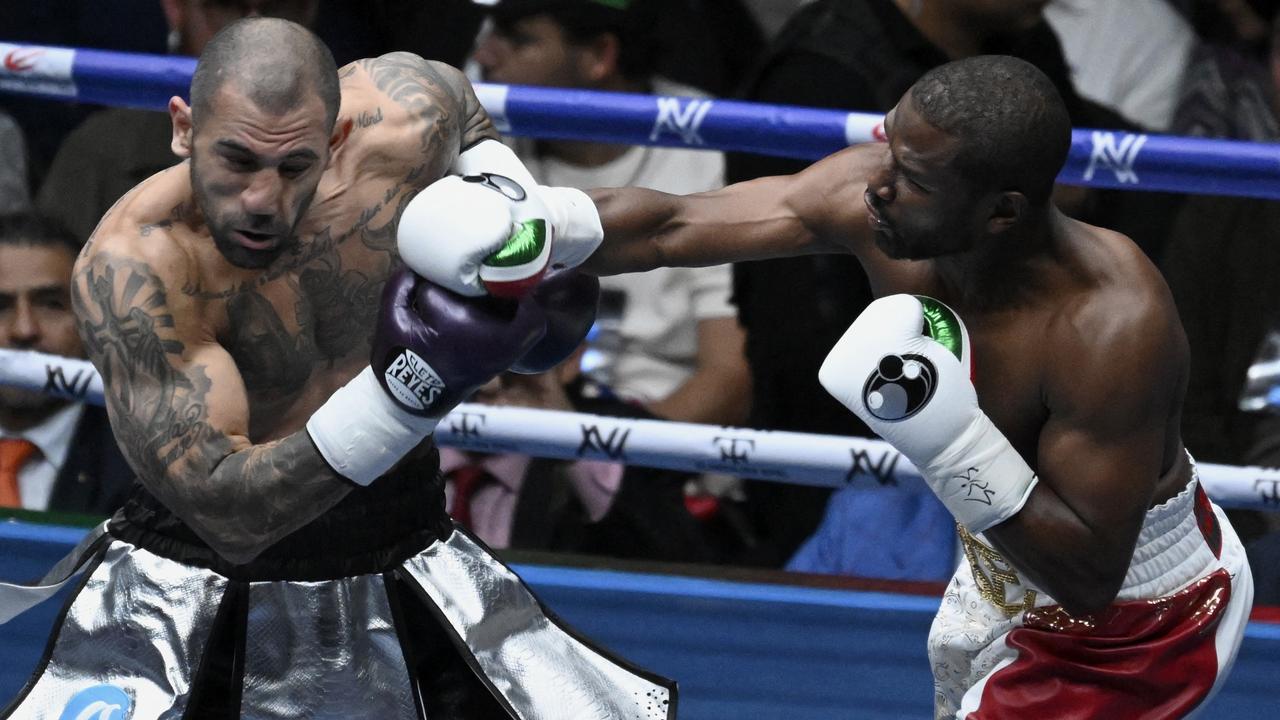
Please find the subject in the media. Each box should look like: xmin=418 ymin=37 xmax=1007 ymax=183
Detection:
xmin=0 ymin=18 xmax=670 ymax=720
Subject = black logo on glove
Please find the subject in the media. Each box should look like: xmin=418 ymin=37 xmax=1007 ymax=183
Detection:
xmin=862 ymin=353 xmax=938 ymax=421
xmin=462 ymin=173 xmax=527 ymax=202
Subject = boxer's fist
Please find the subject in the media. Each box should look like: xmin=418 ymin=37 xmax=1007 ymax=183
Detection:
xmin=819 ymin=294 xmax=974 ymax=466
xmin=819 ymin=295 xmax=1037 ymax=533
xmin=397 ymin=174 xmax=549 ymax=298
xmin=511 ymin=268 xmax=600 ymax=374
xmin=398 ymin=139 xmax=603 ymax=299
xmin=372 ymin=267 xmax=547 ymax=417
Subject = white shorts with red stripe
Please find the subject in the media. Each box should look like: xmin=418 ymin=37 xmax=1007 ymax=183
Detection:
xmin=929 ymin=469 xmax=1254 ymax=719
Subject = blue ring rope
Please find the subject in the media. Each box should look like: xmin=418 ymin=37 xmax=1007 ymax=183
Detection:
xmin=1 ymin=43 xmax=1278 ymax=198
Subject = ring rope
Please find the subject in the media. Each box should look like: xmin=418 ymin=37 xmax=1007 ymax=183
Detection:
xmin=2 ymin=42 xmax=1280 ymax=199
xmin=4 ymin=347 xmax=1278 ymax=512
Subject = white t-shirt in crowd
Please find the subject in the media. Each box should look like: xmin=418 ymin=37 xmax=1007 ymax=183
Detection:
xmin=1045 ymin=0 xmax=1196 ymax=131
xmin=514 ymin=79 xmax=735 ymax=402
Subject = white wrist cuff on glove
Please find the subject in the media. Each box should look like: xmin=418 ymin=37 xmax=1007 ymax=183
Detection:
xmin=917 ymin=414 xmax=1039 ymax=534
xmin=306 ymin=367 xmax=439 ymax=486
xmin=536 ymin=185 xmax=603 ymax=269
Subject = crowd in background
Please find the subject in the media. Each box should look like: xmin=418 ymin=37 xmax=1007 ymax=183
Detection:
xmin=1 ymin=0 xmax=1278 ymax=604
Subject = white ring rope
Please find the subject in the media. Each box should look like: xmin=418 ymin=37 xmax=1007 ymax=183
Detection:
xmin=3 ymin=347 xmax=1278 ymax=511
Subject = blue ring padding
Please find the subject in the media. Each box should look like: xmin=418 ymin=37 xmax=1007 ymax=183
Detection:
xmin=3 ymin=43 xmax=1280 ymax=198
xmin=513 ymin=563 xmax=943 ymax=612
xmin=5 ymin=520 xmax=1275 ymax=640
xmin=0 ymin=520 xmax=91 ymax=547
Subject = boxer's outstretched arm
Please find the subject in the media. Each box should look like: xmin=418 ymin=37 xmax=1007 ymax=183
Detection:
xmin=73 ymin=240 xmax=352 ymax=565
xmin=983 ymin=296 xmax=1185 ymax=615
xmin=583 ymin=145 xmax=881 ymax=276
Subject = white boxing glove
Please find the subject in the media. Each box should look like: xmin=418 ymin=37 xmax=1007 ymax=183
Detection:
xmin=398 ymin=139 xmax=603 ymax=298
xmin=818 ymin=294 xmax=1038 ymax=533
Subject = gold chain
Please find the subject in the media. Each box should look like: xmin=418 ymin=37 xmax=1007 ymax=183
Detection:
xmin=957 ymin=523 xmax=1037 ymax=619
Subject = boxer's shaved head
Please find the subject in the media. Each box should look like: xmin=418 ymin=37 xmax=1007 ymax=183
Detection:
xmin=190 ymin=17 xmax=340 ymax=131
xmin=910 ymin=55 xmax=1070 ymax=205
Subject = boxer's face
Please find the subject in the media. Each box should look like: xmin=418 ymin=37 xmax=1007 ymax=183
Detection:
xmin=0 ymin=243 xmax=82 ymax=416
xmin=865 ymin=97 xmax=982 ymax=260
xmin=187 ymin=84 xmax=332 ymax=269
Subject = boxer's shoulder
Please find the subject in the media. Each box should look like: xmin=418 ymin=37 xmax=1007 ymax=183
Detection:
xmin=335 ymin=54 xmax=471 ymax=188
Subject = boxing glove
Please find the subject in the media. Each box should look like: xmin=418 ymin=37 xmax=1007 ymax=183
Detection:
xmin=397 ymin=139 xmax=603 ymax=298
xmin=818 ymin=294 xmax=1038 ymax=533
xmin=307 ymin=267 xmax=546 ymax=485
xmin=511 ymin=267 xmax=600 ymax=374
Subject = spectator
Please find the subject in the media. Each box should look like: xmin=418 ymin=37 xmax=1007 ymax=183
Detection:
xmin=473 ymin=0 xmax=752 ymax=428
xmin=726 ymin=0 xmax=1148 ymax=572
xmin=1174 ymin=0 xmax=1280 ymax=139
xmin=0 ymin=214 xmax=132 ymax=516
xmin=1045 ymin=0 xmax=1198 ymax=131
xmin=35 ymin=0 xmax=319 ymax=241
xmin=1240 ymin=330 xmax=1280 ymax=605
xmin=444 ymin=347 xmax=723 ymax=563
xmin=1161 ymin=9 xmax=1280 ymax=586
xmin=0 ymin=112 xmax=32 ymax=214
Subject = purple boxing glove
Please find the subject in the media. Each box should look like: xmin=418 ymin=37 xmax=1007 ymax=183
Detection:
xmin=307 ymin=267 xmax=546 ymax=485
xmin=374 ymin=267 xmax=547 ymax=415
xmin=510 ymin=268 xmax=600 ymax=375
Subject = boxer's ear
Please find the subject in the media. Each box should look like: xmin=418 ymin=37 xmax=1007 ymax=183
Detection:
xmin=169 ymin=96 xmax=194 ymax=159
xmin=985 ymin=191 xmax=1027 ymax=236
xmin=328 ymin=117 xmax=353 ymax=159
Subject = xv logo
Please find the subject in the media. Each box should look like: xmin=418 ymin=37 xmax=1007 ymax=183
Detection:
xmin=713 ymin=436 xmax=755 ymax=464
xmin=846 ymin=448 xmax=901 ymax=486
xmin=956 ymin=467 xmax=995 ymax=505
xmin=650 ymin=97 xmax=714 ymax=146
xmin=448 ymin=412 xmax=486 ymax=438
xmin=1255 ymin=478 xmax=1280 ymax=508
xmin=1083 ymin=131 xmax=1147 ymax=185
xmin=44 ymin=365 xmax=93 ymax=400
xmin=578 ymin=424 xmax=630 ymax=460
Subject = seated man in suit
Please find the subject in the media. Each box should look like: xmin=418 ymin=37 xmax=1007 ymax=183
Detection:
xmin=445 ymin=345 xmax=724 ymax=563
xmin=0 ymin=213 xmax=132 ymax=516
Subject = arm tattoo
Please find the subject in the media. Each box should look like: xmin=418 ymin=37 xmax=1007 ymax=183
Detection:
xmin=74 ymin=251 xmax=351 ymax=561
xmin=360 ymin=52 xmax=461 ymax=160
xmin=73 ymin=254 xmax=228 ymax=485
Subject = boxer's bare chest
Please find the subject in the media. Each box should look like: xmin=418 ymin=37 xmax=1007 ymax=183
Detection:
xmin=208 ymin=160 xmax=430 ymax=438
xmin=963 ymin=311 xmax=1052 ymax=462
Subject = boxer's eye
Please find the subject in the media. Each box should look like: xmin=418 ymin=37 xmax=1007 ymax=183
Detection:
xmin=224 ymin=155 xmax=256 ymax=172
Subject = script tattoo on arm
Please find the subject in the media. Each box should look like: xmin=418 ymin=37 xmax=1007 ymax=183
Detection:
xmin=73 ymin=247 xmax=353 ymax=564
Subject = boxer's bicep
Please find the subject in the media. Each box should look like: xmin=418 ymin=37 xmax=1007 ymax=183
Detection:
xmin=998 ymin=318 xmax=1178 ymax=606
xmin=72 ymin=248 xmax=249 ymax=487
xmin=1035 ymin=302 xmax=1182 ymax=540
xmin=73 ymin=246 xmax=351 ymax=563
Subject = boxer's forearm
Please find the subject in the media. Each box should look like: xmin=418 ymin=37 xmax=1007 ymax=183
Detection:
xmin=583 ymin=187 xmax=683 ymax=275
xmin=585 ymin=179 xmax=840 ymax=276
xmin=189 ymin=433 xmax=354 ymax=565
xmin=983 ymin=486 xmax=1137 ymax=616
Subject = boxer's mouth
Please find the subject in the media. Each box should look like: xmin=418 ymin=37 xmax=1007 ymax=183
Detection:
xmin=235 ymin=229 xmax=278 ymax=250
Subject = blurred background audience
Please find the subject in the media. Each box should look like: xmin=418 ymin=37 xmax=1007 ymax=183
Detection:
xmin=444 ymin=347 xmax=732 ymax=563
xmin=0 ymin=214 xmax=132 ymax=517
